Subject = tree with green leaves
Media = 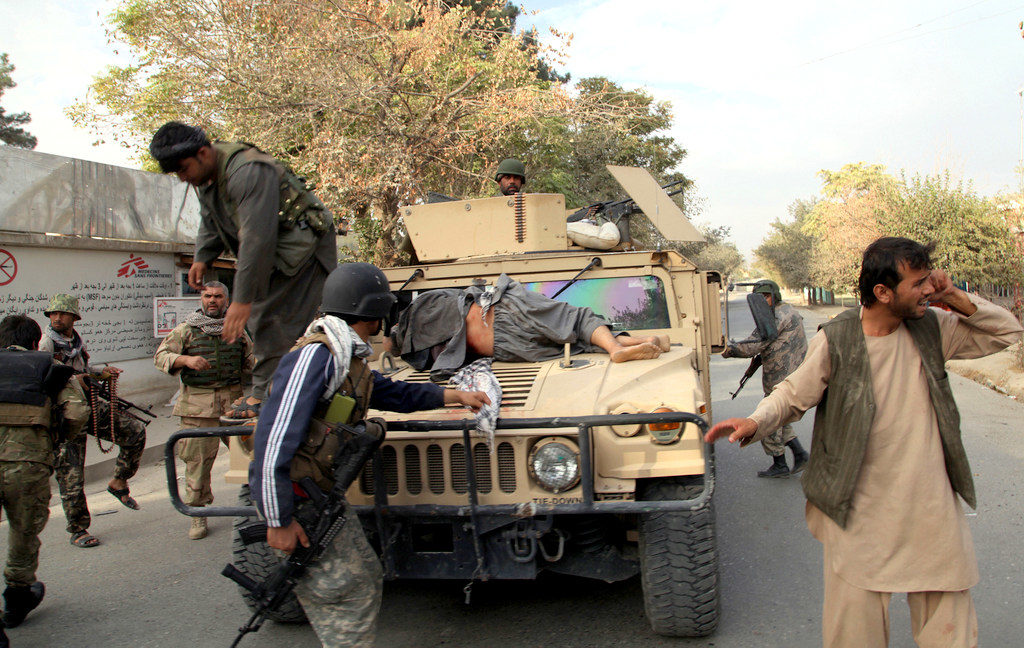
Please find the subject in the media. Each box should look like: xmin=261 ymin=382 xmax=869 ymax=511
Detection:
xmin=755 ymin=198 xmax=815 ymax=289
xmin=70 ymin=0 xmax=689 ymax=266
xmin=0 ymin=53 xmax=37 ymax=149
xmin=676 ymin=224 xmax=744 ymax=277
xmin=766 ymin=162 xmax=1023 ymax=296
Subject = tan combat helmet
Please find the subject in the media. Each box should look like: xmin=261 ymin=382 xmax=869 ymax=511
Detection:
xmin=44 ymin=294 xmax=82 ymax=321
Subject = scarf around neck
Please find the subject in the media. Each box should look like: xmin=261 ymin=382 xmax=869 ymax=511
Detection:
xmin=302 ymin=315 xmax=373 ymax=400
xmin=45 ymin=325 xmax=84 ymax=360
xmin=184 ymin=308 xmax=226 ymax=335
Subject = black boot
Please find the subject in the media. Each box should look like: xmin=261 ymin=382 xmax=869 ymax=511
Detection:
xmin=0 ymin=618 xmax=8 ymax=648
xmin=3 ymin=581 xmax=45 ymax=628
xmin=787 ymin=438 xmax=809 ymax=475
xmin=757 ymin=454 xmax=789 ymax=478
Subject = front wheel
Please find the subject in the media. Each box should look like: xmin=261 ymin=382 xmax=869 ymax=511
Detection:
xmin=231 ymin=485 xmax=307 ymax=624
xmin=638 ymin=477 xmax=720 ymax=637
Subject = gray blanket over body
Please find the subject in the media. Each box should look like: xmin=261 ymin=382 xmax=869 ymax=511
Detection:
xmin=392 ymin=274 xmax=610 ymax=379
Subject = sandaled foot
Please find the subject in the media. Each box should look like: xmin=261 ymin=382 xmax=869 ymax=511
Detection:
xmin=225 ymin=396 xmax=262 ymax=420
xmin=108 ymin=485 xmax=140 ymax=510
xmin=70 ymin=530 xmax=101 ymax=548
xmin=610 ymin=342 xmax=662 ymax=363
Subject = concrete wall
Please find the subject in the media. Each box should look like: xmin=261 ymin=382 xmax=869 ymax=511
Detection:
xmin=0 ymin=147 xmax=199 ymax=241
xmin=1 ymin=148 xmax=204 ymax=398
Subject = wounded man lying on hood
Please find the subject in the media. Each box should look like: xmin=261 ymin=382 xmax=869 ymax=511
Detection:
xmin=389 ymin=274 xmax=669 ymax=380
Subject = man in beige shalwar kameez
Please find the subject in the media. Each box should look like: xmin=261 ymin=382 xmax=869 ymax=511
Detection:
xmin=707 ymin=237 xmax=1022 ymax=647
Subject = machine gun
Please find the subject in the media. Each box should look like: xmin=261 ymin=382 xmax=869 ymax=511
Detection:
xmin=221 ymin=420 xmax=385 ymax=647
xmin=82 ymin=375 xmax=156 ymax=423
xmin=730 ymin=355 xmax=763 ymax=400
xmin=566 ymin=179 xmax=687 ymax=224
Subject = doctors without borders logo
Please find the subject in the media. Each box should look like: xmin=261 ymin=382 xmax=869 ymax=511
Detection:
xmin=116 ymin=253 xmax=170 ymax=280
xmin=117 ymin=253 xmax=150 ymax=277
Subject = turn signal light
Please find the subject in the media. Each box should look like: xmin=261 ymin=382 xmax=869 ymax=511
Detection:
xmin=648 ymin=407 xmax=681 ymax=432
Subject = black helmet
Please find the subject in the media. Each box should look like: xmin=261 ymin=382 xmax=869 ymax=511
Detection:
xmin=752 ymin=280 xmax=782 ymax=304
xmin=321 ymin=262 xmax=396 ymax=319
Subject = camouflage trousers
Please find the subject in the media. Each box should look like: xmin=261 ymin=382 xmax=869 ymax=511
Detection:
xmin=54 ymin=397 xmax=147 ymax=533
xmin=0 ymin=460 xmax=51 ymax=587
xmin=761 ymin=422 xmax=796 ymax=457
xmin=178 ymin=417 xmax=229 ymax=507
xmin=291 ymin=504 xmax=383 ymax=648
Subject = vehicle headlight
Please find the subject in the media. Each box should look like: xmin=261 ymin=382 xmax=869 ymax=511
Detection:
xmin=528 ymin=438 xmax=581 ymax=493
xmin=646 ymin=407 xmax=683 ymax=444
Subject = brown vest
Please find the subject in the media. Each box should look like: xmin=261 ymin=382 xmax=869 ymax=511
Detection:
xmin=801 ymin=308 xmax=975 ymax=528
xmin=288 ymin=333 xmax=374 ymax=492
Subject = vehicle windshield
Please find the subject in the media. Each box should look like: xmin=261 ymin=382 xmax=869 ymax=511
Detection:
xmin=522 ymin=276 xmax=671 ymax=330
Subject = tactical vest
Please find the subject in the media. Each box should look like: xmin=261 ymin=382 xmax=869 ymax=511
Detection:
xmin=288 ymin=333 xmax=374 ymax=492
xmin=0 ymin=349 xmax=55 ymax=430
xmin=214 ymin=142 xmax=332 ymax=237
xmin=180 ymin=328 xmax=246 ymax=388
xmin=800 ymin=308 xmax=975 ymax=528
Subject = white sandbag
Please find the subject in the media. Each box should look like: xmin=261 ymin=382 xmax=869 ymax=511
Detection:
xmin=567 ymin=221 xmax=620 ymax=250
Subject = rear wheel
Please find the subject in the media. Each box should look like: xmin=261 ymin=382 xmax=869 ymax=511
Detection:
xmin=231 ymin=485 xmax=307 ymax=624
xmin=638 ymin=477 xmax=720 ymax=637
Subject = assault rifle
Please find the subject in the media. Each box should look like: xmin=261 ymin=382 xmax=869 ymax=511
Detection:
xmin=221 ymin=420 xmax=385 ymax=647
xmin=566 ymin=178 xmax=687 ymax=224
xmin=730 ymin=355 xmax=763 ymax=399
xmin=82 ymin=375 xmax=156 ymax=423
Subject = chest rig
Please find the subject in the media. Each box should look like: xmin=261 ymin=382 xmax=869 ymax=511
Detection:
xmin=288 ymin=333 xmax=374 ymax=492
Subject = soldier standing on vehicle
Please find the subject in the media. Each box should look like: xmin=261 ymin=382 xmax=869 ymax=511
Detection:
xmin=154 ymin=282 xmax=254 ymax=540
xmin=38 ymin=294 xmax=147 ymax=548
xmin=149 ymin=121 xmax=337 ymax=420
xmin=250 ymin=262 xmax=489 ymax=647
xmin=494 ymin=158 xmax=526 ymax=196
xmin=722 ymin=280 xmax=809 ymax=477
xmin=706 ymin=237 xmax=1022 ymax=647
xmin=0 ymin=314 xmax=90 ymax=642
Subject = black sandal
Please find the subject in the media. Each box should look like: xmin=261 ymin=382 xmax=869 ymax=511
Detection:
xmin=70 ymin=530 xmax=101 ymax=548
xmin=107 ymin=485 xmax=140 ymax=510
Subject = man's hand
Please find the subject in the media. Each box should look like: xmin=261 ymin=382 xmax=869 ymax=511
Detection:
xmin=187 ymin=261 xmax=208 ymax=291
xmin=928 ymin=269 xmax=977 ymax=316
xmin=266 ymin=520 xmax=310 ymax=554
xmin=222 ymin=301 xmax=252 ymax=344
xmin=704 ymin=417 xmax=758 ymax=444
xmin=183 ymin=355 xmax=212 ymax=371
xmin=444 ymin=389 xmax=492 ymax=412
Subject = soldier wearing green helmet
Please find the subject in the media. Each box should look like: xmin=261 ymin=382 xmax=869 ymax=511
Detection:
xmin=38 ymin=293 xmax=147 ymax=548
xmin=494 ymin=158 xmax=526 ymax=196
xmin=722 ymin=280 xmax=810 ymax=477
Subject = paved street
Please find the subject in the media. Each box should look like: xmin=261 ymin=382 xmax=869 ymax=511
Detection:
xmin=3 ymin=294 xmax=1023 ymax=647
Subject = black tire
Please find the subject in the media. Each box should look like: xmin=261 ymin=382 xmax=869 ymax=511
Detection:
xmin=638 ymin=477 xmax=720 ymax=637
xmin=231 ymin=485 xmax=307 ymax=624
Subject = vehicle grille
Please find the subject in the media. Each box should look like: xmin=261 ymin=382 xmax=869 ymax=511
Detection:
xmin=359 ymin=440 xmax=519 ymax=497
xmin=398 ymin=365 xmax=540 ymax=408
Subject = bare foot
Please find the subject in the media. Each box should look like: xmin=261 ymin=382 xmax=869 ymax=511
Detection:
xmin=610 ymin=342 xmax=662 ymax=363
xmin=616 ymin=335 xmax=670 ymax=352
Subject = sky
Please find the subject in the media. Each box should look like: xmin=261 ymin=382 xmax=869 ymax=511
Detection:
xmin=3 ymin=0 xmax=1024 ymax=255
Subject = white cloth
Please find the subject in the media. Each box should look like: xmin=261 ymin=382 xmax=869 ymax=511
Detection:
xmin=448 ymin=358 xmax=502 ymax=451
xmin=302 ymin=316 xmax=373 ymax=401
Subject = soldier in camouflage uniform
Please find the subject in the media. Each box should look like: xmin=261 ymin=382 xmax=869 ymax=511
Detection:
xmin=154 ymin=282 xmax=254 ymax=539
xmin=250 ymin=263 xmax=489 ymax=647
xmin=722 ymin=280 xmax=810 ymax=477
xmin=0 ymin=314 xmax=90 ymax=642
xmin=38 ymin=293 xmax=148 ymax=548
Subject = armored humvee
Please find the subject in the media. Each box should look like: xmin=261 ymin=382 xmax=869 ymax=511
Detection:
xmin=168 ymin=166 xmax=725 ymax=638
